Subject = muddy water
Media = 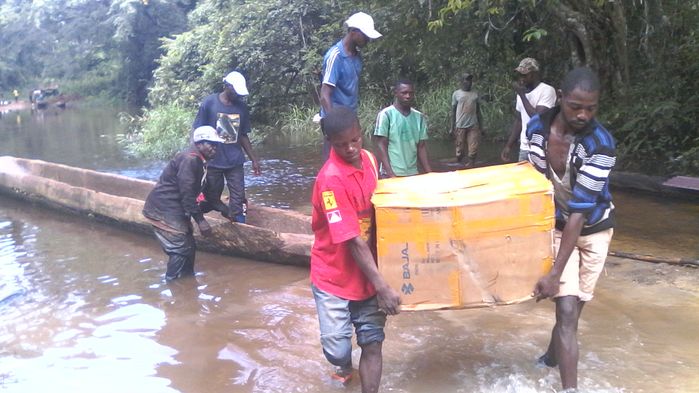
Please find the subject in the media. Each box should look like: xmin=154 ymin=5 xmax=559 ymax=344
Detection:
xmin=1 ymin=107 xmax=699 ymax=392
xmin=2 ymin=196 xmax=698 ymax=393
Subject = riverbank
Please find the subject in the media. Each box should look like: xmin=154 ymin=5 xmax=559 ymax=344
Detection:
xmin=0 ymin=99 xmax=30 ymax=112
xmin=0 ymin=94 xmax=80 ymax=113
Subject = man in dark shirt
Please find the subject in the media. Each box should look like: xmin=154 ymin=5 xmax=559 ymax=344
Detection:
xmin=192 ymin=71 xmax=261 ymax=223
xmin=142 ymin=126 xmax=223 ymax=280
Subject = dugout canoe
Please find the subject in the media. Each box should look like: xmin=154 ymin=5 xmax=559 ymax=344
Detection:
xmin=0 ymin=156 xmax=313 ymax=266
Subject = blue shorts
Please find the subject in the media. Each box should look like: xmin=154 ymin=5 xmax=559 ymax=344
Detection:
xmin=311 ymin=284 xmax=386 ymax=368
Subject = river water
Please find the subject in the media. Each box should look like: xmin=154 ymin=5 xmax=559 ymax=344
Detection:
xmin=1 ymin=106 xmax=698 ymax=392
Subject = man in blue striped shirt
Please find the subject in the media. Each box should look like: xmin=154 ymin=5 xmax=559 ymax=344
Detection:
xmin=319 ymin=12 xmax=382 ymax=161
xmin=527 ymin=67 xmax=615 ymax=392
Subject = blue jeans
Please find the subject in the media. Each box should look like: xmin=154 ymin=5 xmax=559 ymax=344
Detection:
xmin=311 ymin=284 xmax=386 ymax=368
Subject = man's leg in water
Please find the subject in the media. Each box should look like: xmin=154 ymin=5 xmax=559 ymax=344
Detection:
xmin=358 ymin=341 xmax=382 ymax=393
xmin=351 ymin=295 xmax=386 ymax=393
xmin=311 ymin=285 xmax=354 ymax=381
xmin=546 ymin=296 xmax=585 ymax=389
xmin=542 ymin=228 xmax=612 ymax=388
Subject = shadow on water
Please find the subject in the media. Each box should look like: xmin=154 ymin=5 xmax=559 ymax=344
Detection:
xmin=1 ymin=106 xmax=698 ymax=392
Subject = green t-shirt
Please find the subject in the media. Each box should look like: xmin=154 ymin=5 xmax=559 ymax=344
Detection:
xmin=452 ymin=89 xmax=479 ymax=129
xmin=373 ymin=105 xmax=428 ymax=176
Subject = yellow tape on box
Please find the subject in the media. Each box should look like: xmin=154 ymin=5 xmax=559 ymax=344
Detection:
xmin=372 ymin=162 xmax=555 ymax=311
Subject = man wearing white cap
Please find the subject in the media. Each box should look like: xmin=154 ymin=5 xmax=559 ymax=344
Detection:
xmin=192 ymin=71 xmax=261 ymax=224
xmin=319 ymin=12 xmax=382 ymax=161
xmin=143 ymin=126 xmax=224 ymax=280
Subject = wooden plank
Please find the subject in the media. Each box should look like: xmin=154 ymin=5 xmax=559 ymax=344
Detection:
xmin=662 ymin=176 xmax=699 ymax=191
xmin=609 ymin=251 xmax=699 ymax=267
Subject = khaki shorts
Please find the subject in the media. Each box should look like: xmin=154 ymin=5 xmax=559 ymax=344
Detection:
xmin=554 ymin=228 xmax=614 ymax=302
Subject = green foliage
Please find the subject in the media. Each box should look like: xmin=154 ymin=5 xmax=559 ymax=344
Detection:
xmin=144 ymin=0 xmax=539 ymax=157
xmin=2 ymin=0 xmax=697 ymax=176
xmin=265 ymin=105 xmax=321 ymax=146
xmin=522 ymin=27 xmax=547 ymax=42
xmin=604 ymin=4 xmax=699 ymax=176
xmin=428 ymin=0 xmax=475 ymax=31
xmin=148 ymin=0 xmax=353 ymax=115
xmin=109 ymin=0 xmax=190 ymax=106
xmin=669 ymin=144 xmax=699 ymax=176
xmin=425 ymin=0 xmax=699 ymax=175
xmin=119 ymin=103 xmax=195 ymax=159
xmin=0 ymin=0 xmax=189 ymax=105
xmin=416 ymin=84 xmax=453 ymax=138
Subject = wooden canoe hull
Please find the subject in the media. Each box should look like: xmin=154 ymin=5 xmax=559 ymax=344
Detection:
xmin=0 ymin=156 xmax=313 ymax=266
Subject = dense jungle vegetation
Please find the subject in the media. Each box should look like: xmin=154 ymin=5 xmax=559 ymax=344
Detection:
xmin=1 ymin=0 xmax=698 ymax=175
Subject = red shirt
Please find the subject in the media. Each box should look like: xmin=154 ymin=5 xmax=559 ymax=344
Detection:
xmin=310 ymin=149 xmax=378 ymax=300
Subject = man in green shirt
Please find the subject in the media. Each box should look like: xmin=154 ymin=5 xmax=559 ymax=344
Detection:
xmin=373 ymin=79 xmax=432 ymax=177
xmin=451 ymin=72 xmax=484 ymax=168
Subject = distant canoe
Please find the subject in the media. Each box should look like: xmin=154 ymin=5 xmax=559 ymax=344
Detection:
xmin=0 ymin=156 xmax=313 ymax=266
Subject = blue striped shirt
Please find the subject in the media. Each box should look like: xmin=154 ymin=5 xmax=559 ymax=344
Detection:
xmin=526 ymin=107 xmax=616 ymax=235
xmin=320 ymin=40 xmax=362 ymax=117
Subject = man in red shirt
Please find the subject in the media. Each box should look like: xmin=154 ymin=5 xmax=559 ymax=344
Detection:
xmin=310 ymin=106 xmax=401 ymax=393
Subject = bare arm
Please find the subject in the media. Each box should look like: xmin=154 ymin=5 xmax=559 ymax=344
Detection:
xmin=516 ymin=89 xmax=537 ymax=117
xmin=500 ymin=111 xmax=522 ymax=162
xmin=515 ymin=86 xmax=551 ymax=117
xmin=450 ymin=104 xmax=457 ymax=134
xmin=372 ymin=135 xmax=395 ymax=178
xmin=347 ymin=236 xmax=401 ymax=315
xmin=320 ymin=84 xmax=334 ymax=116
xmin=533 ymin=212 xmax=586 ymax=300
xmin=239 ymin=134 xmax=261 ymax=175
xmin=417 ymin=140 xmax=431 ymax=173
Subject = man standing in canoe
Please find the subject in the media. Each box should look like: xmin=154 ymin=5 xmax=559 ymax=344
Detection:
xmin=529 ymin=67 xmax=616 ymax=391
xmin=310 ymin=106 xmax=401 ymax=393
xmin=192 ymin=71 xmax=261 ymax=224
xmin=143 ymin=126 xmax=223 ymax=280
xmin=318 ymin=12 xmax=382 ymax=161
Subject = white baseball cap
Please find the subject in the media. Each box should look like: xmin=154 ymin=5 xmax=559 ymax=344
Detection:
xmin=345 ymin=12 xmax=382 ymax=39
xmin=222 ymin=71 xmax=249 ymax=96
xmin=192 ymin=125 xmax=224 ymax=143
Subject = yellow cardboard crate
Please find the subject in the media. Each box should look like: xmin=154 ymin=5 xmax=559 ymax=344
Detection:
xmin=372 ymin=162 xmax=554 ymax=311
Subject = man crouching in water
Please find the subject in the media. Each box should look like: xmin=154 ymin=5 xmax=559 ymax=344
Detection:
xmin=309 ymin=106 xmax=401 ymax=392
xmin=529 ymin=67 xmax=616 ymax=392
xmin=143 ymin=126 xmax=224 ymax=280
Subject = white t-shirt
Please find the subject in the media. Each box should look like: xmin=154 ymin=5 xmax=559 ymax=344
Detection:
xmin=515 ymin=82 xmax=556 ymax=151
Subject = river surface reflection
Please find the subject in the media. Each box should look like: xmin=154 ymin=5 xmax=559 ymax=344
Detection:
xmin=1 ymin=106 xmax=698 ymax=392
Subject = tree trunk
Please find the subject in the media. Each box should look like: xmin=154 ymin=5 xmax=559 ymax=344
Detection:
xmin=610 ymin=0 xmax=629 ymax=97
xmin=550 ymin=2 xmax=595 ymax=69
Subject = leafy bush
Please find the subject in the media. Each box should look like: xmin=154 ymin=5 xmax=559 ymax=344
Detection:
xmin=606 ymin=30 xmax=699 ymax=176
xmin=264 ymin=105 xmax=321 ymax=146
xmin=119 ymin=104 xmax=195 ymax=159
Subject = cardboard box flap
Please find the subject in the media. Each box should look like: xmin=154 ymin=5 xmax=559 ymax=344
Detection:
xmin=372 ymin=162 xmax=552 ymax=208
